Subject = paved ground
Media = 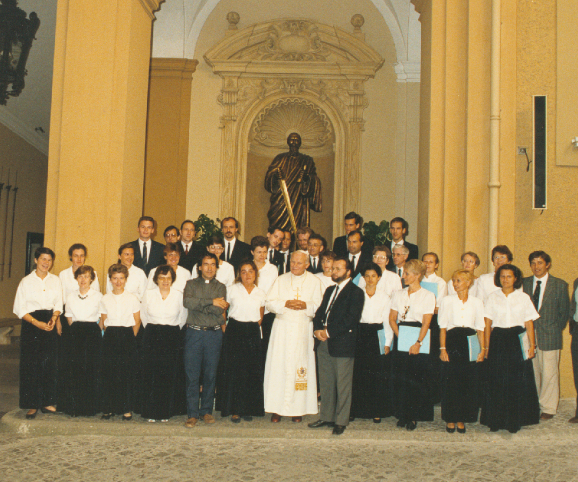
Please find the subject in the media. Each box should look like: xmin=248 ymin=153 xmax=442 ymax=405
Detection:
xmin=2 ymin=342 xmax=578 ymax=481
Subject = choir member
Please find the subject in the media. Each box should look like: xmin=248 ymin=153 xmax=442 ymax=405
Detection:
xmin=190 ymin=236 xmax=235 ymax=288
xmin=100 ymin=264 xmax=141 ymax=421
xmin=63 ymin=265 xmax=103 ymax=417
xmin=13 ymin=247 xmax=63 ymax=419
xmin=438 ymin=269 xmax=485 ymax=433
xmin=358 ymin=246 xmax=402 ymax=297
xmin=389 ymin=259 xmax=436 ymax=430
xmin=350 ymin=263 xmax=393 ymax=423
xmin=163 ymin=225 xmax=180 ymax=244
xmin=140 ymin=265 xmax=187 ymax=422
xmin=221 ymin=260 xmax=266 ymax=422
xmin=315 ymin=250 xmax=336 ymax=293
xmin=480 ymin=264 xmax=540 ymax=433
xmin=147 ymin=242 xmax=191 ymax=293
xmin=106 ymin=243 xmax=147 ymax=301
xmin=447 ymin=251 xmax=480 ymax=297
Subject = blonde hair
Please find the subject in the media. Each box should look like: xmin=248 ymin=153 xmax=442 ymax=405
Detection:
xmin=452 ymin=269 xmax=474 ymax=284
xmin=404 ymin=259 xmax=426 ymax=280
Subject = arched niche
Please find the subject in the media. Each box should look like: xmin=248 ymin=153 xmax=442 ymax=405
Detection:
xmin=204 ymin=17 xmax=384 ymax=239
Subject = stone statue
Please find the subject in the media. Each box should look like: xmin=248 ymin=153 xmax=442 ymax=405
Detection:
xmin=264 ymin=133 xmax=322 ymax=230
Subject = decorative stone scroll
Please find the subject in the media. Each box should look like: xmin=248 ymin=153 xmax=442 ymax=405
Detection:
xmin=204 ymin=15 xmax=384 ymax=234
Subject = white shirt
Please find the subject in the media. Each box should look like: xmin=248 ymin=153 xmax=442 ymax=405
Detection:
xmin=309 ymin=256 xmax=320 ymax=271
xmin=394 ymin=266 xmax=404 ymax=278
xmin=477 ymin=272 xmax=499 ymax=304
xmin=391 ymin=240 xmax=405 ymax=252
xmin=181 ymin=241 xmax=192 ymax=254
xmin=100 ymin=291 xmax=140 ymax=327
xmin=14 ymin=271 xmax=64 ymax=319
xmin=438 ymin=294 xmax=485 ymax=332
xmin=147 ymin=265 xmax=190 ymax=293
xmin=106 ymin=264 xmax=148 ymax=301
xmin=358 ymin=269 xmax=402 ymax=298
xmin=391 ymin=287 xmax=436 ymax=324
xmin=315 ymin=272 xmax=335 ymax=294
xmin=447 ymin=277 xmax=480 ymax=298
xmin=484 ymin=289 xmax=539 ymax=328
xmin=138 ymin=239 xmax=150 ymax=263
xmin=190 ymin=260 xmax=235 ymax=288
xmin=326 ymin=278 xmax=350 ymax=315
xmin=532 ymin=273 xmax=549 ymax=311
xmin=59 ymin=266 xmax=100 ymax=302
xmin=227 ymin=283 xmax=266 ymax=322
xmin=361 ymin=288 xmax=394 ymax=347
xmin=422 ymin=273 xmax=447 ymax=308
xmin=141 ymin=287 xmax=187 ymax=328
xmin=257 ymin=261 xmax=279 ymax=296
xmin=224 ymin=238 xmax=236 ymax=262
xmin=65 ymin=288 xmax=103 ymax=323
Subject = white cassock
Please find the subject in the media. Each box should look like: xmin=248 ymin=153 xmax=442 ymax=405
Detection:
xmin=263 ymin=271 xmax=323 ymax=416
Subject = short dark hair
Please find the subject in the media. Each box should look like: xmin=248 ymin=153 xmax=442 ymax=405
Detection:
xmin=118 ymin=242 xmax=134 ymax=256
xmin=234 ymin=260 xmax=259 ymax=285
xmin=163 ymin=242 xmax=180 ymax=255
xmin=333 ymin=256 xmax=352 ymax=273
xmin=74 ymin=265 xmax=95 ymax=282
xmin=296 ymin=227 xmax=314 ymax=237
xmin=528 ymin=250 xmax=551 ymax=265
xmin=251 ymin=236 xmax=269 ymax=251
xmin=492 ymin=245 xmax=513 ymax=262
xmin=181 ymin=219 xmax=196 ymax=231
xmin=347 ymin=230 xmax=363 ymax=242
xmin=164 ymin=225 xmax=180 ymax=236
xmin=320 ymin=250 xmax=336 ymax=261
xmin=373 ymin=245 xmax=391 ymax=259
xmin=344 ymin=211 xmax=363 ymax=226
xmin=390 ymin=217 xmax=409 ymax=236
xmin=108 ymin=263 xmax=129 ymax=279
xmin=207 ymin=235 xmax=224 ymax=248
xmin=308 ymin=233 xmax=326 ymax=250
xmin=196 ymin=253 xmax=219 ymax=276
xmin=35 ymin=247 xmax=55 ymax=261
xmin=422 ymin=252 xmax=440 ymax=265
xmin=221 ymin=217 xmax=240 ymax=229
xmin=283 ymin=229 xmax=294 ymax=242
xmin=153 ymin=264 xmax=176 ymax=285
xmin=68 ymin=243 xmax=87 ymax=258
xmin=138 ymin=216 xmax=155 ymax=227
xmin=361 ymin=262 xmax=382 ymax=278
xmin=494 ymin=264 xmax=524 ymax=289
xmin=461 ymin=251 xmax=480 ymax=267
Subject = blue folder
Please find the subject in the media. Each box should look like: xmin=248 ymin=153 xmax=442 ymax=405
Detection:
xmin=397 ymin=325 xmax=430 ymax=354
xmin=352 ymin=273 xmax=361 ymax=286
xmin=467 ymin=334 xmax=481 ymax=362
xmin=519 ymin=331 xmax=530 ymax=360
xmin=420 ymin=281 xmax=438 ymax=297
xmin=377 ymin=325 xmax=392 ymax=355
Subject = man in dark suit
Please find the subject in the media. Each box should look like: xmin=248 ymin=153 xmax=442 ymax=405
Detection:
xmin=179 ymin=220 xmax=204 ymax=273
xmin=309 ymin=257 xmax=364 ymax=435
xmin=332 ymin=211 xmax=373 ymax=258
xmin=387 ymin=217 xmax=418 ymax=272
xmin=131 ymin=216 xmax=164 ymax=277
xmin=522 ymin=251 xmax=569 ymax=421
xmin=346 ymin=230 xmax=372 ymax=281
xmin=570 ymin=275 xmax=578 ymax=423
xmin=307 ymin=233 xmax=325 ymax=274
xmin=392 ymin=244 xmax=409 ymax=288
xmin=220 ymin=217 xmax=251 ymax=274
xmin=278 ymin=230 xmax=292 ymax=274
xmin=266 ymin=226 xmax=285 ymax=273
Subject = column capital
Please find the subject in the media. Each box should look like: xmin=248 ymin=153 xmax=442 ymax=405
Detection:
xmin=137 ymin=0 xmax=165 ymax=19
xmin=150 ymin=58 xmax=199 ymax=79
xmin=411 ymin=0 xmax=429 ymax=15
xmin=395 ymin=61 xmax=421 ymax=83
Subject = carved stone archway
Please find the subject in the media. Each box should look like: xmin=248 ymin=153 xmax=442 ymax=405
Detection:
xmin=204 ymin=16 xmax=384 ymax=237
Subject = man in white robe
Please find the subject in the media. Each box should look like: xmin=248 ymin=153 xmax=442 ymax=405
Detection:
xmin=264 ymin=250 xmax=323 ymax=422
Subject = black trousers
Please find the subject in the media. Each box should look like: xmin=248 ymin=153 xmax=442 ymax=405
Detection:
xmin=571 ymin=331 xmax=578 ymax=417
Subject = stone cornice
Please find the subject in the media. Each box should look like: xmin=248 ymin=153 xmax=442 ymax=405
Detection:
xmin=0 ymin=109 xmax=48 ymax=155
xmin=411 ymin=0 xmax=428 ymax=15
xmin=150 ymin=58 xmax=199 ymax=78
xmin=137 ymin=0 xmax=164 ymax=20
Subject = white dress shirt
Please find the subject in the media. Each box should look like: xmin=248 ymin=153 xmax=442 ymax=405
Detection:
xmin=438 ymin=294 xmax=485 ymax=332
xmin=315 ymin=272 xmax=335 ymax=294
xmin=361 ymin=287 xmax=394 ymax=347
xmin=65 ymin=288 xmax=103 ymax=323
xmin=140 ymin=287 xmax=187 ymax=328
xmin=14 ymin=271 xmax=64 ymax=319
xmin=394 ymin=266 xmax=404 ymax=279
xmin=138 ymin=239 xmax=150 ymax=263
xmin=59 ymin=266 xmax=100 ymax=302
xmin=100 ymin=291 xmax=140 ymax=327
xmin=358 ymin=270 xmax=402 ymax=298
xmin=227 ymin=283 xmax=266 ymax=322
xmin=422 ymin=273 xmax=448 ymax=308
xmin=484 ymin=289 xmax=540 ymax=328
xmin=224 ymin=238 xmax=236 ymax=262
xmin=106 ymin=264 xmax=148 ymax=301
xmin=257 ymin=261 xmax=279 ymax=296
xmin=391 ymin=287 xmax=436 ymax=324
xmin=181 ymin=241 xmax=192 ymax=255
xmin=146 ymin=265 xmax=191 ymax=293
xmin=190 ymin=260 xmax=235 ymax=288
xmin=309 ymin=256 xmax=320 ymax=271
xmin=532 ymin=273 xmax=549 ymax=311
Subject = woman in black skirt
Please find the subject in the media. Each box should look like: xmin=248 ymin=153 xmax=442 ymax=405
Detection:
xmin=63 ymin=265 xmax=103 ymax=416
xmin=481 ymin=264 xmax=540 ymax=433
xmin=389 ymin=259 xmax=436 ymax=430
xmin=140 ymin=265 xmax=187 ymax=422
xmin=221 ymin=260 xmax=266 ymax=422
xmin=438 ymin=269 xmax=485 ymax=433
xmin=13 ymin=247 xmax=63 ymax=419
xmin=351 ymin=263 xmax=393 ymax=423
xmin=99 ymin=263 xmax=141 ymax=420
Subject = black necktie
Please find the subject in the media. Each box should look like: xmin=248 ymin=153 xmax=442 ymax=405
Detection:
xmin=397 ymin=268 xmax=401 ymax=277
xmin=226 ymin=242 xmax=231 ymax=262
xmin=313 ymin=258 xmax=317 ymax=271
xmin=269 ymin=249 xmax=274 ymax=262
xmin=533 ymin=280 xmax=541 ymax=310
xmin=142 ymin=242 xmax=148 ymax=264
xmin=351 ymin=255 xmax=356 ymax=273
xmin=325 ymin=285 xmax=340 ymax=325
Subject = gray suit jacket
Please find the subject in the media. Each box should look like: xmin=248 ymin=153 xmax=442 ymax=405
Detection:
xmin=570 ymin=278 xmax=578 ymax=335
xmin=523 ymin=275 xmax=570 ymax=351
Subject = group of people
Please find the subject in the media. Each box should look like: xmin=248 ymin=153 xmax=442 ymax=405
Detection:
xmin=13 ymin=212 xmax=578 ymax=436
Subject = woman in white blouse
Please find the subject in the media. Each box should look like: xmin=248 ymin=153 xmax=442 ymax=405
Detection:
xmin=350 ymin=263 xmax=393 ymax=423
xmin=147 ymin=243 xmax=190 ymax=293
xmin=480 ymin=264 xmax=540 ymax=433
xmin=315 ymin=251 xmax=336 ymax=293
xmin=388 ymin=259 xmax=436 ymax=431
xmin=221 ymin=260 xmax=266 ymax=423
xmin=62 ymin=265 xmax=103 ymax=417
xmin=438 ymin=269 xmax=485 ymax=434
xmin=447 ymin=251 xmax=480 ymax=297
xmin=13 ymin=247 xmax=63 ymax=419
xmin=190 ymin=236 xmax=235 ymax=288
xmin=358 ymin=246 xmax=402 ymax=298
xmin=140 ymin=265 xmax=187 ymax=422
xmin=100 ymin=264 xmax=141 ymax=421
xmin=106 ymin=243 xmax=148 ymax=301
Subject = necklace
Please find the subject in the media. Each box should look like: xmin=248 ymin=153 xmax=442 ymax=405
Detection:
xmin=78 ymin=292 xmax=89 ymax=300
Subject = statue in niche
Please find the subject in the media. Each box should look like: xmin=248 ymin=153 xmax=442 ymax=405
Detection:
xmin=264 ymin=132 xmax=322 ymax=231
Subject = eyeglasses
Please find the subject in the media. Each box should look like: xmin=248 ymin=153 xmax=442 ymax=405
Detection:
xmin=373 ymin=255 xmax=387 ymax=261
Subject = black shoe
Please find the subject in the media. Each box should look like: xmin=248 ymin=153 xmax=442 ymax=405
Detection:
xmin=122 ymin=414 xmax=132 ymax=421
xmin=25 ymin=410 xmax=37 ymax=420
xmin=231 ymin=415 xmax=241 ymax=424
xmin=101 ymin=413 xmax=112 ymax=420
xmin=41 ymin=407 xmax=57 ymax=414
xmin=457 ymin=425 xmax=466 ymax=434
xmin=243 ymin=416 xmax=253 ymax=422
xmin=406 ymin=421 xmax=417 ymax=431
xmin=373 ymin=418 xmax=381 ymax=424
xmin=446 ymin=424 xmax=456 ymax=433
xmin=308 ymin=419 xmax=335 ymax=428
xmin=332 ymin=425 xmax=346 ymax=435
xmin=396 ymin=419 xmax=406 ymax=428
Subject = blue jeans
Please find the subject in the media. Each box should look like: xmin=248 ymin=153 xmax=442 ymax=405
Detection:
xmin=184 ymin=327 xmax=223 ymax=419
